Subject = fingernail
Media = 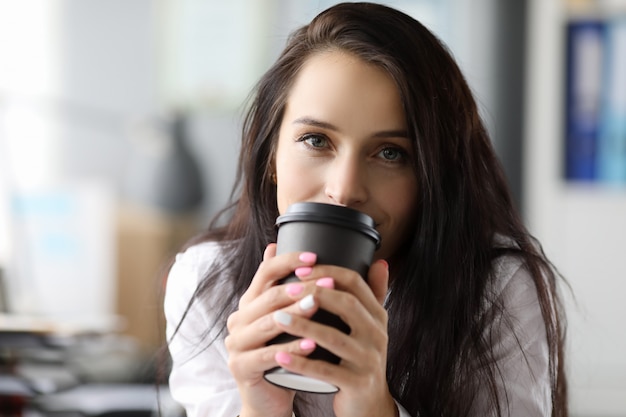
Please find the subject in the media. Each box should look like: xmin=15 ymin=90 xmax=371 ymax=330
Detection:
xmin=275 ymin=351 xmax=291 ymax=365
xmin=379 ymin=259 xmax=389 ymax=269
xmin=299 ymin=338 xmax=316 ymax=350
xmin=274 ymin=310 xmax=292 ymax=326
xmin=315 ymin=277 xmax=334 ymax=289
xmin=299 ymin=252 xmax=317 ymax=263
xmin=295 ymin=266 xmax=313 ymax=278
xmin=286 ymin=283 xmax=304 ymax=296
xmin=299 ymin=294 xmax=315 ymax=311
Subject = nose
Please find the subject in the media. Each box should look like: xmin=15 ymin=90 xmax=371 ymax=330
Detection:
xmin=324 ymin=155 xmax=368 ymax=207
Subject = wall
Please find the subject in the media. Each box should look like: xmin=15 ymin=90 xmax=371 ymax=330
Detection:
xmin=524 ymin=0 xmax=626 ymax=415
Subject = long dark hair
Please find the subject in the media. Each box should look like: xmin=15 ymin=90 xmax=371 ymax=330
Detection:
xmin=184 ymin=3 xmax=567 ymax=416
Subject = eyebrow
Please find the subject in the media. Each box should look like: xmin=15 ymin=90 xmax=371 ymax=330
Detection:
xmin=292 ymin=116 xmax=409 ymax=139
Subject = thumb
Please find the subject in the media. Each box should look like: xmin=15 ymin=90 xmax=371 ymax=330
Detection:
xmin=263 ymin=243 xmax=277 ymax=260
xmin=368 ymin=259 xmax=389 ymax=305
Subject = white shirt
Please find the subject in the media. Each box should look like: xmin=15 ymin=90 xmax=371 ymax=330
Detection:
xmin=164 ymin=241 xmax=551 ymax=416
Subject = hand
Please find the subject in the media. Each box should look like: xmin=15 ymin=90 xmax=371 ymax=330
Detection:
xmin=224 ymin=244 xmax=320 ymax=417
xmin=270 ymin=259 xmax=399 ymax=417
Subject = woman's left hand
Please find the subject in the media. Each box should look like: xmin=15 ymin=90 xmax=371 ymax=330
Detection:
xmin=271 ymin=259 xmax=398 ymax=417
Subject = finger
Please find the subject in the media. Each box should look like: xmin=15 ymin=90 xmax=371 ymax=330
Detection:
xmin=273 ymin=349 xmax=391 ymax=410
xmin=240 ymin=249 xmax=317 ymax=305
xmin=269 ymin=284 xmax=389 ymax=360
xmin=314 ymin=289 xmax=388 ymax=351
xmin=229 ymin=280 xmax=316 ymax=331
xmin=226 ymin=309 xmax=281 ymax=352
xmin=295 ymin=265 xmax=384 ymax=322
xmin=270 ymin=296 xmax=366 ymax=363
xmin=367 ymin=259 xmax=390 ymax=305
xmin=263 ymin=243 xmax=277 ymax=261
xmin=227 ymin=337 xmax=317 ymax=381
xmin=272 ymin=350 xmax=348 ymax=390
xmin=227 ymin=291 xmax=319 ymax=351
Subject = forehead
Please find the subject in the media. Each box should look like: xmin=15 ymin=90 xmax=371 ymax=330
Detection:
xmin=283 ymin=50 xmax=406 ymax=130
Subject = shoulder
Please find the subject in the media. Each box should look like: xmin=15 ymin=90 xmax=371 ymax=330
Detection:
xmin=483 ymin=248 xmax=551 ymax=366
xmin=481 ymin=240 xmax=551 ymax=354
xmin=492 ymin=255 xmax=529 ymax=295
xmin=173 ymin=241 xmax=223 ymax=273
xmin=489 ymin=235 xmax=540 ymax=306
xmin=475 ymin=242 xmax=553 ymax=414
xmin=487 ymin=253 xmax=544 ymax=328
xmin=164 ymin=240 xmax=230 ymax=318
xmin=167 ymin=240 xmax=227 ymax=288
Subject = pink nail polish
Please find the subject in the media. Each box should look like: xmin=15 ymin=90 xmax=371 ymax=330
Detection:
xmin=316 ymin=277 xmax=334 ymax=289
xmin=299 ymin=252 xmax=317 ymax=263
xmin=275 ymin=351 xmax=291 ymax=365
xmin=286 ymin=283 xmax=304 ymax=296
xmin=299 ymin=338 xmax=316 ymax=350
xmin=295 ymin=266 xmax=313 ymax=277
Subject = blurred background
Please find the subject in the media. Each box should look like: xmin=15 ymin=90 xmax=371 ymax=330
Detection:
xmin=0 ymin=0 xmax=624 ymax=415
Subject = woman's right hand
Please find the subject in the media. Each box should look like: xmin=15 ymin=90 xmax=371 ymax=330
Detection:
xmin=224 ymin=243 xmax=319 ymax=417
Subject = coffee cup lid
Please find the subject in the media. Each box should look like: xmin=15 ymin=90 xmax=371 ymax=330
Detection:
xmin=276 ymin=202 xmax=381 ymax=246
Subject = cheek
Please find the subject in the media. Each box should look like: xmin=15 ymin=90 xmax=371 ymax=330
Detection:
xmin=376 ymin=178 xmax=418 ymax=255
xmin=378 ymin=175 xmax=417 ymax=215
xmin=275 ymin=155 xmax=320 ymax=214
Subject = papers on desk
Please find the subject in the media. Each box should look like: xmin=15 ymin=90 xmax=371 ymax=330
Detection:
xmin=5 ymin=183 xmax=116 ymax=320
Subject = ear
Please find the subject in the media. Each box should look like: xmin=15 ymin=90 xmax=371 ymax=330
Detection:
xmin=268 ymin=156 xmax=277 ymax=184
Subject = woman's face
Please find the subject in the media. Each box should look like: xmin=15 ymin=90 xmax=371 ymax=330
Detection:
xmin=274 ymin=50 xmax=418 ymax=260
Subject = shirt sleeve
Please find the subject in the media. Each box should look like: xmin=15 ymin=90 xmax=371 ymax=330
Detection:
xmin=395 ymin=399 xmax=412 ymax=417
xmin=164 ymin=243 xmax=243 ymax=417
xmin=472 ymin=259 xmax=552 ymax=416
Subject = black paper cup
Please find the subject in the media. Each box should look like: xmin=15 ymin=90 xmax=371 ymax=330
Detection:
xmin=263 ymin=202 xmax=381 ymax=393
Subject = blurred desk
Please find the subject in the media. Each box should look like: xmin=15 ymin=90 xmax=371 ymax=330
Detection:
xmin=0 ymin=314 xmax=183 ymax=416
xmin=0 ymin=314 xmax=92 ymax=349
xmin=0 ymin=314 xmax=83 ymax=415
xmin=0 ymin=313 xmax=124 ymax=395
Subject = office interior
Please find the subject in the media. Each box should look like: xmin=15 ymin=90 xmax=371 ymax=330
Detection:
xmin=0 ymin=0 xmax=624 ymax=416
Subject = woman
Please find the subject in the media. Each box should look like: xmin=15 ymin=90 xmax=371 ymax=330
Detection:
xmin=164 ymin=3 xmax=568 ymax=416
